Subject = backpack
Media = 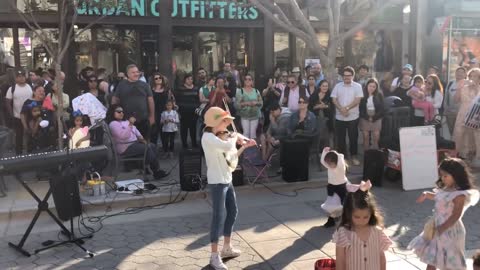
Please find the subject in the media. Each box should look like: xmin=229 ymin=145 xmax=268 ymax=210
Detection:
xmin=282 ymin=85 xmax=307 ymax=106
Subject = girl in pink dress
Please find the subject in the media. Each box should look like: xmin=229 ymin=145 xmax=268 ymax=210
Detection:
xmin=333 ymin=186 xmax=392 ymax=270
xmin=408 ymin=158 xmax=479 ymax=270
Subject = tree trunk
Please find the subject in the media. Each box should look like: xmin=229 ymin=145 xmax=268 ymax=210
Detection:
xmin=54 ymin=62 xmax=64 ymax=149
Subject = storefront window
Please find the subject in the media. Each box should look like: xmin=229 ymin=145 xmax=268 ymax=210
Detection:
xmin=198 ymin=32 xmax=235 ymax=75
xmin=173 ymin=33 xmax=193 ymax=82
xmin=18 ymin=28 xmax=59 ymax=71
xmin=0 ymin=28 xmax=14 ymax=73
xmin=274 ymin=32 xmax=289 ymax=71
xmin=351 ymin=31 xmax=376 ymax=68
xmin=16 ymin=0 xmax=57 ymax=12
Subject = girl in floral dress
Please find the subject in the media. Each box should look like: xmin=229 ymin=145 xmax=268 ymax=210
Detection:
xmin=409 ymin=158 xmax=479 ymax=270
xmin=333 ymin=186 xmax=392 ymax=270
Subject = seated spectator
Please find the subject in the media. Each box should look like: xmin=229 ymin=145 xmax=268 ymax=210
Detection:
xmin=288 ymin=96 xmax=317 ymax=137
xmin=260 ymin=104 xmax=291 ymax=160
xmin=359 ymin=79 xmax=384 ymax=150
xmin=106 ymin=104 xmax=167 ymax=179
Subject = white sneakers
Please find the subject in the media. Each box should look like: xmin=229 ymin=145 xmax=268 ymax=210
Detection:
xmin=220 ymin=246 xmax=241 ymax=259
xmin=210 ymin=253 xmax=228 ymax=270
xmin=210 ymin=247 xmax=242 ymax=270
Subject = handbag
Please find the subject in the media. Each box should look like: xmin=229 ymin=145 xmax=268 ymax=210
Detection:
xmin=314 ymin=258 xmax=336 ymax=270
xmin=321 ymin=193 xmax=343 ymax=218
xmin=422 ymin=216 xmax=436 ymax=241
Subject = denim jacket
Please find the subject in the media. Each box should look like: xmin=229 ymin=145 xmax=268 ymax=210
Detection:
xmin=288 ymin=110 xmax=317 ymax=136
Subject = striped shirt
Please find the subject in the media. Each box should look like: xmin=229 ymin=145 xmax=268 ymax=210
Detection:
xmin=333 ymin=226 xmax=392 ymax=270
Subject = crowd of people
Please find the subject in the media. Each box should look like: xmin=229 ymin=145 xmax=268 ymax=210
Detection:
xmin=2 ymin=60 xmax=480 ymax=171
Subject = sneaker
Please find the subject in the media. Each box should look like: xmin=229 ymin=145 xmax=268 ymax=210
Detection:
xmin=351 ymin=156 xmax=361 ymax=166
xmin=221 ymin=246 xmax=241 ymax=259
xmin=210 ymin=253 xmax=228 ymax=270
xmin=323 ymin=217 xmax=336 ymax=228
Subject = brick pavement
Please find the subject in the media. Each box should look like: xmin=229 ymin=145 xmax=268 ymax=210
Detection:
xmin=0 ymin=183 xmax=479 ymax=270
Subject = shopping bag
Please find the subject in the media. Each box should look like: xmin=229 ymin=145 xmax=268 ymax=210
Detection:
xmin=314 ymin=258 xmax=336 ymax=270
xmin=321 ymin=193 xmax=343 ymax=217
xmin=422 ymin=216 xmax=436 ymax=241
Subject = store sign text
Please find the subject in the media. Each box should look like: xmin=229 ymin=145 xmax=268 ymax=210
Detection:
xmin=76 ymin=0 xmax=259 ymax=20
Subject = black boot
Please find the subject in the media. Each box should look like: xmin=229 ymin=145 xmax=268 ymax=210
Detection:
xmin=323 ymin=217 xmax=336 ymax=228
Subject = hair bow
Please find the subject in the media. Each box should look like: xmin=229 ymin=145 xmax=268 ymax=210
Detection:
xmin=72 ymin=110 xmax=83 ymax=117
xmin=347 ymin=180 xmax=372 ymax=193
xmin=27 ymin=100 xmax=40 ymax=109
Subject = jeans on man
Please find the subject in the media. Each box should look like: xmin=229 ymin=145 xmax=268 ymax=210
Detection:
xmin=209 ymin=182 xmax=238 ymax=243
xmin=13 ymin=118 xmax=24 ymax=154
xmin=335 ymin=119 xmax=359 ymax=156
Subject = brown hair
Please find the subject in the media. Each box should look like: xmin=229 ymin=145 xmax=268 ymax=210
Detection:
xmin=339 ymin=191 xmax=384 ymax=230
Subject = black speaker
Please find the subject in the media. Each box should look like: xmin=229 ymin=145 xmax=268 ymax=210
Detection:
xmin=232 ymin=166 xmax=244 ymax=186
xmin=281 ymin=138 xmax=309 ymax=182
xmin=179 ymin=149 xmax=203 ymax=191
xmin=49 ymin=169 xmax=82 ymax=221
xmin=363 ymin=149 xmax=386 ymax=187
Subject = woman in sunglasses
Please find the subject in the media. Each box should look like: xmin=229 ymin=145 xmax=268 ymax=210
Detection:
xmin=150 ymin=72 xmax=175 ymax=148
xmin=288 ymin=96 xmax=317 ymax=136
xmin=86 ymin=75 xmax=106 ymax=106
xmin=106 ymin=104 xmax=167 ymax=179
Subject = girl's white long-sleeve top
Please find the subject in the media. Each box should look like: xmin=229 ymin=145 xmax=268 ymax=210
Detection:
xmin=320 ymin=149 xmax=348 ymax=185
xmin=201 ymin=132 xmax=237 ymax=184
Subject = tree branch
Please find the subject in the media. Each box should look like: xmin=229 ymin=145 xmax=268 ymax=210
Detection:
xmin=248 ymin=0 xmax=311 ymax=43
xmin=336 ymin=0 xmax=399 ymax=43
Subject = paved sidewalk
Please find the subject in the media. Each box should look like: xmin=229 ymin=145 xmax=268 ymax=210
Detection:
xmin=0 ymin=179 xmax=479 ymax=270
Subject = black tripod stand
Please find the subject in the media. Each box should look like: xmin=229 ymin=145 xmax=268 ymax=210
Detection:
xmin=8 ymin=164 xmax=95 ymax=257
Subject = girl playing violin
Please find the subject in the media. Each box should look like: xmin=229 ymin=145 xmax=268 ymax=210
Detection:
xmin=201 ymin=106 xmax=256 ymax=270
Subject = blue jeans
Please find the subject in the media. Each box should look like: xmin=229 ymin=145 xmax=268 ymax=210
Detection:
xmin=209 ymin=183 xmax=238 ymax=243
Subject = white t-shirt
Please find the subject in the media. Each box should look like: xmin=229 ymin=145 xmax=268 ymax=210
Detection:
xmin=5 ymin=84 xmax=33 ymax=118
xmin=320 ymin=148 xmax=348 ymax=185
xmin=201 ymin=132 xmax=237 ymax=184
xmin=366 ymin=96 xmax=375 ymax=111
xmin=330 ymin=81 xmax=364 ymax=121
xmin=161 ymin=110 xmax=179 ymax=132
xmin=414 ymin=90 xmax=443 ymax=117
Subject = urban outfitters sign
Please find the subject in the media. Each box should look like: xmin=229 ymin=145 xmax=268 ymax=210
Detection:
xmin=77 ymin=0 xmax=259 ymax=20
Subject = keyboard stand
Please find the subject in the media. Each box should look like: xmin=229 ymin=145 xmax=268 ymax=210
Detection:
xmin=8 ymin=174 xmax=93 ymax=257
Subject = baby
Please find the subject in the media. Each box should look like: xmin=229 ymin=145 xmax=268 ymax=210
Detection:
xmin=408 ymin=75 xmax=435 ymax=123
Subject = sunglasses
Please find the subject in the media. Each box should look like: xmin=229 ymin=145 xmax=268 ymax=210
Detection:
xmin=115 ymin=110 xmax=124 ymax=113
xmin=154 ymin=77 xmax=162 ymax=80
xmin=287 ymin=81 xmax=296 ymax=84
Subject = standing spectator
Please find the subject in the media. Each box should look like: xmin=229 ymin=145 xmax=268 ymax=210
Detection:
xmin=78 ymin=66 xmax=95 ymax=93
xmin=112 ymin=64 xmax=155 ymax=138
xmin=5 ymin=69 xmax=33 ymax=154
xmin=41 ymin=71 xmax=54 ymax=95
xmin=280 ymin=74 xmax=309 ymax=113
xmin=379 ymin=71 xmax=394 ymax=95
xmin=453 ymin=68 xmax=480 ymax=167
xmin=331 ymin=66 xmax=364 ymax=166
xmin=196 ymin=67 xmax=208 ymax=87
xmin=261 ymin=77 xmax=282 ymax=131
xmin=444 ymin=67 xmax=467 ymax=135
xmin=199 ymin=76 xmax=215 ymax=106
xmin=427 ymin=65 xmax=446 ymax=89
xmin=306 ymin=75 xmax=318 ymax=96
xmin=275 ymin=71 xmax=288 ymax=93
xmin=49 ymin=81 xmax=70 ymax=122
xmin=151 ymin=73 xmax=175 ymax=146
xmin=359 ymin=79 xmax=384 ymax=150
xmin=390 ymin=64 xmax=413 ymax=92
xmin=235 ymin=74 xmax=263 ymax=139
xmin=208 ymin=77 xmax=230 ymax=109
xmin=391 ymin=74 xmax=413 ymax=106
xmin=291 ymin=67 xmax=304 ymax=86
xmin=161 ymin=100 xmax=179 ymax=158
xmin=356 ymin=64 xmax=370 ymax=88
xmin=412 ymin=74 xmax=443 ymax=126
xmin=175 ymin=73 xmax=199 ymax=149
xmin=28 ymin=70 xmax=43 ymax=88
xmin=86 ymin=75 xmax=106 ymax=106
xmin=311 ymin=63 xmax=325 ymax=87
xmin=96 ymin=68 xmax=110 ymax=98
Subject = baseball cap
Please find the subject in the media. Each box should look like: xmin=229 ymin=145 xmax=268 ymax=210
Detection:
xmin=403 ymin=64 xmax=413 ymax=71
xmin=291 ymin=67 xmax=301 ymax=73
xmin=15 ymin=69 xmax=26 ymax=77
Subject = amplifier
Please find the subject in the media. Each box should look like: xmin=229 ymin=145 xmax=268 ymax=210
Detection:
xmin=232 ymin=166 xmax=244 ymax=186
xmin=179 ymin=149 xmax=203 ymax=192
xmin=50 ymin=169 xmax=82 ymax=221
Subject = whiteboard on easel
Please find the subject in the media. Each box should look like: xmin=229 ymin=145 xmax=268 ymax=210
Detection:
xmin=399 ymin=126 xmax=438 ymax=191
